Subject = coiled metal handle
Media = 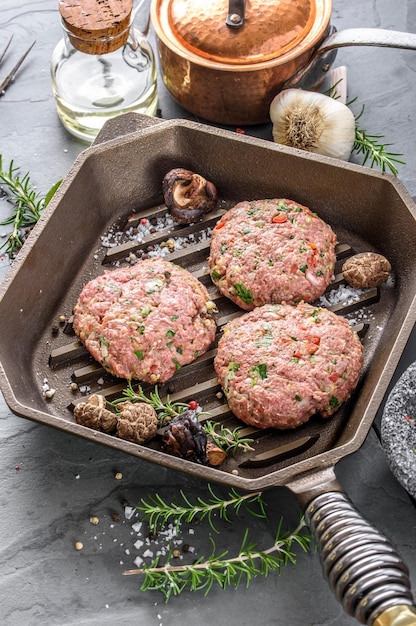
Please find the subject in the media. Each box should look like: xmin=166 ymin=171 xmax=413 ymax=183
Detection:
xmin=305 ymin=492 xmax=415 ymax=625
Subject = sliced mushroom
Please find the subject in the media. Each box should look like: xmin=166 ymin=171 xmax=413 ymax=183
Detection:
xmin=162 ymin=168 xmax=218 ymax=224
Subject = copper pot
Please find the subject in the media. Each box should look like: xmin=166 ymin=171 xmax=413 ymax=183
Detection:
xmin=150 ymin=0 xmax=416 ymax=125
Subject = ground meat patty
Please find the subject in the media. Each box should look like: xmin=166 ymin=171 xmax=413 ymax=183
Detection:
xmin=209 ymin=199 xmax=337 ymax=310
xmin=214 ymin=302 xmax=363 ymax=429
xmin=73 ymin=259 xmax=217 ymax=383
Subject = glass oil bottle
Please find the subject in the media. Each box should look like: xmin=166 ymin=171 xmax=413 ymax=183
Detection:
xmin=51 ymin=0 xmax=158 ymax=142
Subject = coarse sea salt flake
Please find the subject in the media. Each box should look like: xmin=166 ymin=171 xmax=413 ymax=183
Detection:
xmin=124 ymin=506 xmax=135 ymax=519
xmin=143 ymin=549 xmax=154 ymax=558
xmin=132 ymin=521 xmax=142 ymax=533
xmin=134 ymin=539 xmax=144 ymax=550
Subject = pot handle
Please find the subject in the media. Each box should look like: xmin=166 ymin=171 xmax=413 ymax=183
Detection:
xmin=285 ymin=27 xmax=416 ymax=90
xmin=317 ymin=27 xmax=416 ymax=54
xmin=289 ymin=468 xmax=416 ymax=625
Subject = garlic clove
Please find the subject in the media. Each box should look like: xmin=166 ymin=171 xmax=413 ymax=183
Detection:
xmin=269 ymin=88 xmax=356 ymax=162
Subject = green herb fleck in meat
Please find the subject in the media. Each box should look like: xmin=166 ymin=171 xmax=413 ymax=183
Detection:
xmin=135 ymin=350 xmax=145 ymax=360
xmin=219 ymin=243 xmax=228 ymax=254
xmin=137 ymin=323 xmax=145 ymax=335
xmin=228 ymin=362 xmax=240 ymax=373
xmin=166 ymin=329 xmax=176 ymax=338
xmin=291 ymin=357 xmax=300 ymax=364
xmin=295 ymin=394 xmax=302 ymax=402
xmin=328 ymin=396 xmax=340 ymax=410
xmin=172 ymin=358 xmax=182 ymax=371
xmin=171 ymin=314 xmax=179 ymax=321
xmin=315 ymin=270 xmax=323 ymax=276
xmin=299 ymin=264 xmax=308 ymax=273
xmin=211 ymin=268 xmax=223 ymax=281
xmin=100 ymin=336 xmax=109 ymax=347
xmin=241 ymin=227 xmax=251 ymax=235
xmin=233 ymin=283 xmax=253 ymax=305
xmin=249 ymin=363 xmax=268 ymax=380
xmin=140 ymin=306 xmax=151 ymax=317
xmin=176 ymin=347 xmax=183 ymax=354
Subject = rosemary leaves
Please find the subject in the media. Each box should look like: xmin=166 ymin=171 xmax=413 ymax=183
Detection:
xmin=0 ymin=155 xmax=61 ymax=258
xmin=123 ymin=486 xmax=312 ymax=601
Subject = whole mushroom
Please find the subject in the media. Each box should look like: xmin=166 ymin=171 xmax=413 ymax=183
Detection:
xmin=73 ymin=393 xmax=118 ymax=433
xmin=162 ymin=168 xmax=218 ymax=224
xmin=116 ymin=401 xmax=159 ymax=444
xmin=342 ymin=252 xmax=392 ymax=289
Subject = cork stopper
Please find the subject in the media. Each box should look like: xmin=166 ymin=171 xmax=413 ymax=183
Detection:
xmin=59 ymin=0 xmax=134 ymax=54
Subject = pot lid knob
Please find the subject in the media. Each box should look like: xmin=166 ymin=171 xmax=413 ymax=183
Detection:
xmin=160 ymin=0 xmax=327 ymax=65
xmin=59 ymin=0 xmax=133 ymax=54
xmin=226 ymin=0 xmax=245 ymax=29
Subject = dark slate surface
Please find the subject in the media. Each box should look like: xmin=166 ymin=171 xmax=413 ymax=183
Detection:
xmin=1 ymin=1 xmax=416 ymax=625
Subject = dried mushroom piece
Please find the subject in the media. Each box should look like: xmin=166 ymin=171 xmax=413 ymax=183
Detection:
xmin=116 ymin=401 xmax=158 ymax=444
xmin=162 ymin=409 xmax=209 ymax=464
xmin=342 ymin=252 xmax=392 ymax=289
xmin=74 ymin=394 xmax=118 ymax=433
xmin=206 ymin=441 xmax=227 ymax=466
xmin=162 ymin=168 xmax=218 ymax=224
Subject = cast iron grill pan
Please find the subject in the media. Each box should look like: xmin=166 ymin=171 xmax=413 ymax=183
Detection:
xmin=0 ymin=115 xmax=415 ymax=624
xmin=49 ymin=205 xmax=374 ymax=479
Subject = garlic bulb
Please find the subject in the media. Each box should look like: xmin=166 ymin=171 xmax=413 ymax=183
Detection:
xmin=269 ymin=88 xmax=356 ymax=161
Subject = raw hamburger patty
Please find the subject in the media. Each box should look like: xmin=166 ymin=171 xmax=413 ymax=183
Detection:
xmin=214 ymin=302 xmax=363 ymax=429
xmin=209 ymin=198 xmax=337 ymax=310
xmin=73 ymin=259 xmax=217 ymax=383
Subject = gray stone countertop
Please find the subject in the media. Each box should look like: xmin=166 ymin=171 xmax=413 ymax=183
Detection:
xmin=0 ymin=1 xmax=416 ymax=625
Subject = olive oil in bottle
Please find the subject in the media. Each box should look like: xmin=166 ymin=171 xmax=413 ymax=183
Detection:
xmin=51 ymin=0 xmax=158 ymax=142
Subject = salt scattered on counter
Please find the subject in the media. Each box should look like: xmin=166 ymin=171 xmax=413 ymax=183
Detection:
xmin=124 ymin=506 xmax=135 ymax=520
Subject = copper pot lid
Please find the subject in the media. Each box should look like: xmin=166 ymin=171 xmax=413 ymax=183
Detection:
xmin=151 ymin=0 xmax=332 ymax=67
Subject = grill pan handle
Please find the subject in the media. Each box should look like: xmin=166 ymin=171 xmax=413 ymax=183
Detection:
xmin=289 ymin=469 xmax=416 ymax=625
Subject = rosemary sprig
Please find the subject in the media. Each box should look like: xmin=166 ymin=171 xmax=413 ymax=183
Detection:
xmin=136 ymin=483 xmax=267 ymax=533
xmin=326 ymin=84 xmax=405 ymax=176
xmin=203 ymin=420 xmax=255 ymax=455
xmin=109 ymin=383 xmax=255 ymax=455
xmin=109 ymin=381 xmax=190 ymax=425
xmin=353 ymin=108 xmax=405 ymax=177
xmin=0 ymin=155 xmax=61 ymax=258
xmin=124 ymin=515 xmax=311 ymax=601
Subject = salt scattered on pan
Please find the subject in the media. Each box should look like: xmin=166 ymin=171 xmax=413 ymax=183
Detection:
xmin=319 ymin=284 xmax=368 ymax=308
xmin=100 ymin=210 xmax=213 ymax=263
